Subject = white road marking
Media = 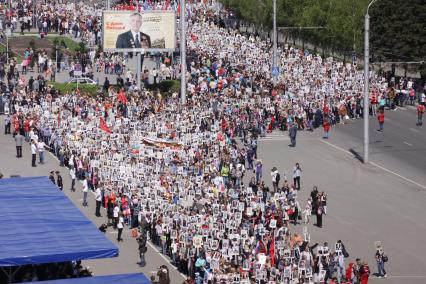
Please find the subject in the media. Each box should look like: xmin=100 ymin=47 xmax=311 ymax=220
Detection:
xmin=319 ymin=139 xmax=426 ymax=190
xmin=403 ymin=141 xmax=413 ymax=147
xmin=409 ymin=128 xmax=419 ymax=133
xmin=385 ymin=275 xmax=426 ymax=278
xmin=260 ymin=137 xmax=290 ymax=141
xmin=320 ymin=139 xmax=351 ymax=155
xmin=147 ymin=242 xmax=187 ymax=279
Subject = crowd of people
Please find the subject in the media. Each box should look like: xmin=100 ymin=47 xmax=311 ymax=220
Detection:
xmin=2 ymin=0 xmax=422 ymax=283
xmin=0 ymin=261 xmax=93 ymax=283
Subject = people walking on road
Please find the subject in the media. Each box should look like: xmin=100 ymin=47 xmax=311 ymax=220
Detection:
xmin=95 ymin=186 xmax=102 ymax=217
xmin=359 ymin=261 xmax=370 ymax=284
xmin=289 ymin=122 xmax=298 ymax=147
xmin=293 ymin=163 xmax=302 ymax=190
xmin=14 ymin=132 xmax=23 ymax=158
xmin=271 ymin=167 xmax=280 ymax=192
xmin=316 ymin=201 xmax=324 ymax=228
xmin=375 ymin=249 xmax=388 ymax=278
xmin=31 ymin=140 xmax=37 ymax=167
xmin=37 ymin=140 xmax=46 ymax=164
xmin=255 ymin=160 xmax=263 ymax=183
xmin=82 ymin=176 xmax=89 ymax=206
xmin=49 ymin=171 xmax=56 ymax=184
xmin=117 ymin=213 xmax=124 ymax=242
xmin=70 ymin=167 xmax=76 ymax=191
xmin=320 ymin=191 xmax=328 ymax=215
xmin=377 ymin=110 xmax=385 ymax=132
xmin=56 ymin=171 xmax=63 ymax=191
xmin=4 ymin=114 xmax=11 ymax=134
xmin=416 ymin=103 xmax=424 ymax=126
xmin=323 ymin=115 xmax=331 ymax=139
xmin=137 ymin=231 xmax=147 ymax=267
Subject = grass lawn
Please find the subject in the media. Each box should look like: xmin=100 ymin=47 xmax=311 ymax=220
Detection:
xmin=48 ymin=36 xmax=80 ymax=53
xmin=49 ymin=81 xmax=99 ymax=96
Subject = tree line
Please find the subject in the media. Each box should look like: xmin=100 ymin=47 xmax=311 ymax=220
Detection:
xmin=220 ymin=0 xmax=425 ymax=69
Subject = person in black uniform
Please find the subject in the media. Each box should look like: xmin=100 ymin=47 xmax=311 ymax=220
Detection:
xmin=49 ymin=171 xmax=56 ymax=185
xmin=115 ymin=13 xmax=151 ymax=49
xmin=56 ymin=171 xmax=63 ymax=191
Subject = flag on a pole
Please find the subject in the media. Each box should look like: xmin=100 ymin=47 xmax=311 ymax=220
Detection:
xmin=117 ymin=90 xmax=128 ymax=104
xmin=270 ymin=237 xmax=276 ymax=266
xmin=99 ymin=117 xmax=112 ymax=134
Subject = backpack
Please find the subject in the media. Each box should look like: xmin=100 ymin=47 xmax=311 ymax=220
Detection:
xmin=276 ymin=173 xmax=281 ymax=184
xmin=382 ymin=255 xmax=388 ymax=262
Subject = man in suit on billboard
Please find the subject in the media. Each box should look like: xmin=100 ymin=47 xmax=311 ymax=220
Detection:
xmin=115 ymin=13 xmax=151 ymax=49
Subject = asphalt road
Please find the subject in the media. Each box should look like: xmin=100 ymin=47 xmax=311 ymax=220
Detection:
xmin=324 ymin=106 xmax=426 ymax=187
xmin=256 ymin=110 xmax=426 ymax=284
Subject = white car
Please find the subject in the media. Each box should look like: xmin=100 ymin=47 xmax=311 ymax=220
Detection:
xmin=67 ymin=78 xmax=97 ymax=85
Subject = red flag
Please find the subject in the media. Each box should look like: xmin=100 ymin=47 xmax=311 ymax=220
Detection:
xmin=99 ymin=117 xmax=112 ymax=134
xmin=117 ymin=90 xmax=128 ymax=104
xmin=165 ymin=0 xmax=170 ymax=10
xmin=270 ymin=237 xmax=276 ymax=266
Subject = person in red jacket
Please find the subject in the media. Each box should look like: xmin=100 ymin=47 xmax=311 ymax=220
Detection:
xmin=323 ymin=116 xmax=331 ymax=139
xmin=416 ymin=104 xmax=425 ymax=126
xmin=377 ymin=111 xmax=385 ymax=132
xmin=360 ymin=261 xmax=370 ymax=284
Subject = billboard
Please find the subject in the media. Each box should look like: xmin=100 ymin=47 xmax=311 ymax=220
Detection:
xmin=103 ymin=11 xmax=176 ymax=52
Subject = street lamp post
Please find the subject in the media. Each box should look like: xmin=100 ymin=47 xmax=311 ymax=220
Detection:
xmin=272 ymin=0 xmax=277 ymax=86
xmin=363 ymin=0 xmax=379 ymax=163
xmin=180 ymin=0 xmax=186 ymax=105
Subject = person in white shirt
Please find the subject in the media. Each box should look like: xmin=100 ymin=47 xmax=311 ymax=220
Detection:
xmin=82 ymin=176 xmax=89 ymax=206
xmin=113 ymin=204 xmax=120 ymax=229
xmin=31 ymin=140 xmax=37 ymax=167
xmin=36 ymin=141 xmax=45 ymax=164
xmin=94 ymin=186 xmax=102 ymax=217
xmin=69 ymin=168 xmax=76 ymax=191
xmin=117 ymin=213 xmax=124 ymax=242
xmin=293 ymin=163 xmax=302 ymax=190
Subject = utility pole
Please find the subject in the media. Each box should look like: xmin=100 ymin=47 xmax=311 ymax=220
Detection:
xmin=363 ymin=0 xmax=379 ymax=164
xmin=5 ymin=28 xmax=11 ymax=66
xmin=55 ymin=44 xmax=58 ymax=73
xmin=137 ymin=52 xmax=142 ymax=90
xmin=180 ymin=0 xmax=186 ymax=104
xmin=272 ymin=0 xmax=277 ymax=86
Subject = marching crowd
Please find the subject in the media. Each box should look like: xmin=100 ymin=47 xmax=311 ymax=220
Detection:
xmin=3 ymin=0 xmax=424 ymax=283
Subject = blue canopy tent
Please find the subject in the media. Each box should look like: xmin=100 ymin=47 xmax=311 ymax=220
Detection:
xmin=0 ymin=177 xmax=118 ymax=282
xmin=21 ymin=273 xmax=151 ymax=284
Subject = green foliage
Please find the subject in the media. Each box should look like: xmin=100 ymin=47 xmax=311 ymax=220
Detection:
xmin=48 ymin=37 xmax=80 ymax=53
xmin=147 ymin=80 xmax=181 ymax=94
xmin=220 ymin=0 xmax=368 ymax=55
xmin=49 ymin=82 xmax=98 ymax=97
xmin=370 ymin=0 xmax=426 ymax=62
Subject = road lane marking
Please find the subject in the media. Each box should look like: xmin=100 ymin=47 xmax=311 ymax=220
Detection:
xmin=409 ymin=128 xmax=419 ymax=133
xmin=403 ymin=141 xmax=413 ymax=147
xmin=319 ymin=139 xmax=426 ymax=190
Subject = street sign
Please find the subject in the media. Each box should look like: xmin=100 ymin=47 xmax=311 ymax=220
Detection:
xmin=272 ymin=66 xmax=279 ymax=77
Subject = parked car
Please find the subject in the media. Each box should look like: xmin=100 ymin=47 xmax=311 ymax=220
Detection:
xmin=67 ymin=77 xmax=97 ymax=85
